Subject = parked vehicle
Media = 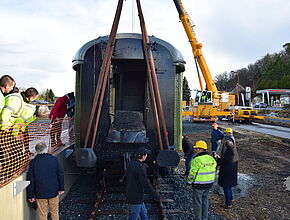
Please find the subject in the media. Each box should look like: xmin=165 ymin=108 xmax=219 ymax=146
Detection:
xmin=254 ymin=103 xmax=267 ymax=108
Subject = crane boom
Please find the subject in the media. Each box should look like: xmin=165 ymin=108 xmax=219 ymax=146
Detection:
xmin=173 ymin=0 xmax=218 ymax=97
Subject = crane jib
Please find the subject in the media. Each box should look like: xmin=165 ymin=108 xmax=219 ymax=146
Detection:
xmin=173 ymin=0 xmax=184 ymax=16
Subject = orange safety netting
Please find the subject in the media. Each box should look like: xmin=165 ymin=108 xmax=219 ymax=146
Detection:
xmin=0 ymin=117 xmax=74 ymax=188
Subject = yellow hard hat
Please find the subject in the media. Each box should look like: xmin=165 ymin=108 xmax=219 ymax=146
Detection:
xmin=225 ymin=128 xmax=233 ymax=133
xmin=193 ymin=141 xmax=207 ymax=150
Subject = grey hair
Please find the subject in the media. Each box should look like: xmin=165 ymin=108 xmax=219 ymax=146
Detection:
xmin=35 ymin=142 xmax=48 ymax=154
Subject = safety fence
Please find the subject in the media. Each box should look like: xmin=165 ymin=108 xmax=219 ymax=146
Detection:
xmin=0 ymin=117 xmax=74 ymax=188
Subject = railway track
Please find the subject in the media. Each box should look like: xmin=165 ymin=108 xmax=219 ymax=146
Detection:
xmin=87 ymin=169 xmax=182 ymax=220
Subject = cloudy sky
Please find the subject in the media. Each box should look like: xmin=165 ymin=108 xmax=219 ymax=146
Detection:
xmin=0 ymin=0 xmax=289 ymax=96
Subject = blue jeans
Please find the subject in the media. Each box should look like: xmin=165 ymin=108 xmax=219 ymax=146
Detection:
xmin=185 ymin=153 xmax=194 ymax=176
xmin=128 ymin=203 xmax=148 ymax=220
xmin=211 ymin=141 xmax=219 ymax=152
xmin=192 ymin=187 xmax=211 ymax=220
xmin=223 ymin=187 xmax=233 ymax=206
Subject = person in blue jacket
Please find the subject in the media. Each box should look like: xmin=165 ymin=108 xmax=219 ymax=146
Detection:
xmin=27 ymin=142 xmax=64 ymax=220
xmin=211 ymin=123 xmax=225 ymax=156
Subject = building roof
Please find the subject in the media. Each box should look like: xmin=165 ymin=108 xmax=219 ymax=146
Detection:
xmin=256 ymin=89 xmax=290 ymax=95
xmin=230 ymin=84 xmax=245 ymax=94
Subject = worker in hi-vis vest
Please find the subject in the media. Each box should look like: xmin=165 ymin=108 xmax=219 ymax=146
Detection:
xmin=12 ymin=103 xmax=37 ymax=136
xmin=0 ymin=92 xmax=24 ymax=131
xmin=0 ymin=88 xmax=38 ymax=131
xmin=186 ymin=141 xmax=217 ymax=220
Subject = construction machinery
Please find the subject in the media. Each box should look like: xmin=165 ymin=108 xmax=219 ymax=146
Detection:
xmin=174 ymin=0 xmax=263 ymax=122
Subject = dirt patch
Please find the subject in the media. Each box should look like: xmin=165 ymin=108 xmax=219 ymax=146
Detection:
xmin=186 ymin=128 xmax=290 ymax=220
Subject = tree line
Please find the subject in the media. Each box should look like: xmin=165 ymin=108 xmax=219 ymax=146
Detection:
xmin=214 ymin=43 xmax=290 ymax=94
xmin=38 ymin=89 xmax=55 ymax=103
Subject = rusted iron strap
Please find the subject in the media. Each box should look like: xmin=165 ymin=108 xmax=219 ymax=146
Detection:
xmin=136 ymin=0 xmax=169 ymax=149
xmin=84 ymin=0 xmax=124 ymax=149
xmin=136 ymin=0 xmax=163 ymax=150
xmin=90 ymin=0 xmax=125 ymax=149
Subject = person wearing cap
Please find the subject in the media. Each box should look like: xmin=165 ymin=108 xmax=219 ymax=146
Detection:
xmin=27 ymin=142 xmax=64 ymax=220
xmin=126 ymin=147 xmax=161 ymax=220
xmin=217 ymin=128 xmax=238 ymax=208
xmin=186 ymin=141 xmax=217 ymax=220
xmin=211 ymin=123 xmax=225 ymax=156
xmin=49 ymin=92 xmax=74 ymax=147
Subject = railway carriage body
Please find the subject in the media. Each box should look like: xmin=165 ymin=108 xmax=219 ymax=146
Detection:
xmin=72 ymin=33 xmax=185 ymax=168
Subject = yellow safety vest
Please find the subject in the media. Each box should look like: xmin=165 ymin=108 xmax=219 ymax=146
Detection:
xmin=187 ymin=153 xmax=217 ymax=185
xmin=0 ymin=93 xmax=24 ymax=130
xmin=12 ymin=103 xmax=36 ymax=136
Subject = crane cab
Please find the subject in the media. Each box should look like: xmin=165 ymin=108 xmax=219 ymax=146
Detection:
xmin=194 ymin=90 xmax=212 ymax=105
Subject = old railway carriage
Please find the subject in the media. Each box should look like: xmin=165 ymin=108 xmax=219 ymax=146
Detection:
xmin=72 ymin=33 xmax=185 ymax=170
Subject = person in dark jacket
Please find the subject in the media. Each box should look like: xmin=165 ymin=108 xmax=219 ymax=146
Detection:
xmin=217 ymin=128 xmax=238 ymax=208
xmin=182 ymin=135 xmax=194 ymax=177
xmin=27 ymin=142 xmax=64 ymax=220
xmin=211 ymin=123 xmax=225 ymax=156
xmin=126 ymin=147 xmax=161 ymax=220
xmin=49 ymin=92 xmax=74 ymax=147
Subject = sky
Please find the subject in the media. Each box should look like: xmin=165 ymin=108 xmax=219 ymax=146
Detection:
xmin=0 ymin=0 xmax=289 ymax=96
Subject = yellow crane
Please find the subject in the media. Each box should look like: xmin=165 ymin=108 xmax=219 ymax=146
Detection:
xmin=174 ymin=0 xmax=265 ymax=123
xmin=174 ymin=0 xmax=237 ymax=121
